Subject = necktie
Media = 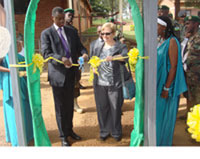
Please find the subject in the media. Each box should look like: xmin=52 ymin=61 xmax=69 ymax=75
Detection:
xmin=58 ymin=27 xmax=70 ymax=58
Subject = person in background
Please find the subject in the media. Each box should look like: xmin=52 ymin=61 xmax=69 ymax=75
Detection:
xmin=91 ymin=22 xmax=129 ymax=142
xmin=156 ymin=16 xmax=187 ymax=146
xmin=16 ymin=33 xmax=25 ymax=57
xmin=64 ymin=8 xmax=88 ymax=113
xmin=183 ymin=16 xmax=200 ymax=121
xmin=157 ymin=6 xmax=162 ymax=16
xmin=41 ymin=7 xmax=88 ymax=146
xmin=178 ymin=10 xmax=187 ymax=42
xmin=160 ymin=5 xmax=181 ymax=41
xmin=160 ymin=5 xmax=169 ymax=17
xmin=90 ymin=25 xmax=103 ymax=58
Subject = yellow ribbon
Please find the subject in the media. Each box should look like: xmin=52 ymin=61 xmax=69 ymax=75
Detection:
xmin=10 ymin=54 xmax=79 ymax=74
xmin=88 ymin=56 xmax=102 ymax=82
xmin=127 ymin=48 xmax=149 ymax=72
xmin=187 ymin=104 xmax=200 ymax=142
xmin=10 ymin=48 xmax=148 ymax=80
xmin=88 ymin=48 xmax=149 ymax=82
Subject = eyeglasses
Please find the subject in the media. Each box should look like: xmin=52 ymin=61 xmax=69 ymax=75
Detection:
xmin=101 ymin=32 xmax=112 ymax=36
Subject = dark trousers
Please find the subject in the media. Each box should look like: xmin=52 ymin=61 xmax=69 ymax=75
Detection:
xmin=74 ymin=68 xmax=81 ymax=98
xmin=94 ymin=84 xmax=124 ymax=138
xmin=52 ymin=70 xmax=75 ymax=140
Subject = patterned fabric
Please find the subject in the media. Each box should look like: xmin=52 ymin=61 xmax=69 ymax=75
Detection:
xmin=186 ymin=32 xmax=200 ymax=105
xmin=97 ymin=47 xmax=114 ymax=86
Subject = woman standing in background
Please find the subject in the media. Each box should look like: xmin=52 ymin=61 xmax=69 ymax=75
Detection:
xmin=156 ymin=16 xmax=187 ymax=146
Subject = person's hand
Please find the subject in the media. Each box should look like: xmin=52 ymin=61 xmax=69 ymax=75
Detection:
xmin=161 ymin=90 xmax=169 ymax=99
xmin=62 ymin=57 xmax=72 ymax=68
xmin=82 ymin=53 xmax=88 ymax=61
xmin=0 ymin=66 xmax=10 ymax=72
xmin=106 ymin=56 xmax=113 ymax=62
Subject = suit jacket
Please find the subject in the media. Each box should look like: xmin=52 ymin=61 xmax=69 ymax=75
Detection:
xmin=90 ymin=40 xmax=130 ymax=88
xmin=41 ymin=25 xmax=82 ymax=87
xmin=90 ymin=38 xmax=103 ymax=58
xmin=65 ymin=25 xmax=88 ymax=57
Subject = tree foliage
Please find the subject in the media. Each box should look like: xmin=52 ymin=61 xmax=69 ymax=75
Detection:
xmin=185 ymin=0 xmax=200 ymax=9
xmin=90 ymin=0 xmax=111 ymax=16
xmin=90 ymin=0 xmax=130 ymax=16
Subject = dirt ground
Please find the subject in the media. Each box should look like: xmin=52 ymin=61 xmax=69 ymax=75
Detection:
xmin=1 ymin=62 xmax=200 ymax=147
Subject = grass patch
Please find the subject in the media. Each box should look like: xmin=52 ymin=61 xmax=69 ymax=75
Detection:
xmin=92 ymin=18 xmax=107 ymax=25
xmin=86 ymin=27 xmax=97 ymax=33
xmin=82 ymin=27 xmax=97 ymax=35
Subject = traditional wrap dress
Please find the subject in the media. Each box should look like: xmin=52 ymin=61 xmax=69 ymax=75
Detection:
xmin=156 ymin=36 xmax=187 ymax=146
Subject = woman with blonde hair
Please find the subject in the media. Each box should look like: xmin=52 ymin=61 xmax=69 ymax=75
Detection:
xmin=90 ymin=22 xmax=130 ymax=141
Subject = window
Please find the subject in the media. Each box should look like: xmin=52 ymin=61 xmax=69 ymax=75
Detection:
xmin=0 ymin=0 xmax=30 ymax=14
xmin=14 ymin=0 xmax=30 ymax=14
xmin=0 ymin=0 xmax=4 ymax=6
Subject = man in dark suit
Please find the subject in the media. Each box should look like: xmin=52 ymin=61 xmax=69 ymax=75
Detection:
xmin=41 ymin=7 xmax=87 ymax=146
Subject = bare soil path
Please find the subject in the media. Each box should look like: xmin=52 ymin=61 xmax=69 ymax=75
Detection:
xmin=1 ymin=67 xmax=200 ymax=146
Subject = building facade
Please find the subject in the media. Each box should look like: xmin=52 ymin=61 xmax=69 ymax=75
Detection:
xmin=0 ymin=0 xmax=92 ymax=50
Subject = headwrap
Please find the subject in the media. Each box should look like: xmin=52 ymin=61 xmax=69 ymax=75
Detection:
xmin=157 ymin=18 xmax=167 ymax=27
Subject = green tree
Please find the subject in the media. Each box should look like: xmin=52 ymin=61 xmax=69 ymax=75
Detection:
xmin=90 ymin=0 xmax=131 ymax=17
xmin=90 ymin=0 xmax=111 ymax=16
xmin=185 ymin=0 xmax=200 ymax=8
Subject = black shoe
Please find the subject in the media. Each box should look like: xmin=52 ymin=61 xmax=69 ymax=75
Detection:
xmin=185 ymin=126 xmax=189 ymax=133
xmin=114 ymin=136 xmax=122 ymax=142
xmin=80 ymin=84 xmax=86 ymax=89
xmin=70 ymin=131 xmax=81 ymax=140
xmin=61 ymin=139 xmax=70 ymax=146
xmin=100 ymin=136 xmax=108 ymax=141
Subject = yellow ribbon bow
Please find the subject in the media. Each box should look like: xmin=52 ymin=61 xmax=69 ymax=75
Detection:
xmin=32 ymin=54 xmax=45 ymax=73
xmin=10 ymin=53 xmax=79 ymax=75
xmin=88 ymin=56 xmax=102 ymax=82
xmin=128 ymin=48 xmax=149 ymax=72
xmin=88 ymin=48 xmax=149 ymax=82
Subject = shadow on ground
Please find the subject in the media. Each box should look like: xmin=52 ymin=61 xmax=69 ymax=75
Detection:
xmin=47 ymin=124 xmax=133 ymax=146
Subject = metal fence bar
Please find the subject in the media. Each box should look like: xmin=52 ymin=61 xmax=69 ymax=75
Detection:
xmin=4 ymin=0 xmax=27 ymax=146
xmin=143 ymin=0 xmax=157 ymax=146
